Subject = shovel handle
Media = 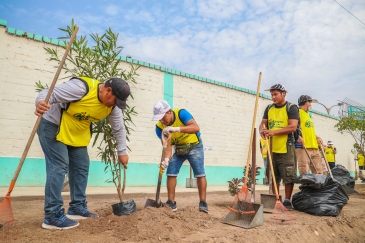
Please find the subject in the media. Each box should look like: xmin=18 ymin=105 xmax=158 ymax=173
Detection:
xmin=319 ymin=144 xmax=334 ymax=178
xmin=6 ymin=26 xmax=79 ymax=197
xmin=303 ymin=146 xmax=318 ymax=174
xmin=263 ymin=125 xmax=280 ymax=200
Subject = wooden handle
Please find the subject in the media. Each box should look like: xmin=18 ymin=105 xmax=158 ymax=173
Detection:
xmin=244 ymin=72 xmax=262 ymax=184
xmin=319 ymin=144 xmax=333 ymax=178
xmin=264 ymin=125 xmax=279 ymax=199
xmin=6 ymin=26 xmax=79 ymax=196
xmin=303 ymin=146 xmax=318 ymax=174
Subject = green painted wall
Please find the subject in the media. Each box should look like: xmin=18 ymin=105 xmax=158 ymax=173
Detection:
xmin=0 ymin=157 xmax=256 ymax=187
xmin=163 ymin=72 xmax=174 ymax=107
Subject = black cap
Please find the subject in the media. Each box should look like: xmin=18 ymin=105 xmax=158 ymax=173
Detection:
xmin=105 ymin=78 xmax=130 ymax=110
xmin=298 ymin=95 xmax=312 ymax=105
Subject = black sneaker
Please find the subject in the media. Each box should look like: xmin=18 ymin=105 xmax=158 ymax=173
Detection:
xmin=165 ymin=199 xmax=177 ymax=211
xmin=283 ymin=199 xmax=293 ymax=211
xmin=42 ymin=208 xmax=79 ymax=230
xmin=199 ymin=200 xmax=209 ymax=213
xmin=67 ymin=203 xmax=98 ymax=220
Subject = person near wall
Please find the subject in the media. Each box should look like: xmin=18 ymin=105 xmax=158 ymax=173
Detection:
xmin=35 ymin=77 xmax=130 ymax=230
xmin=259 ymin=137 xmax=269 ymax=184
xmin=295 ymin=95 xmax=323 ymax=175
xmin=325 ymin=141 xmax=337 ymax=170
xmin=152 ymin=100 xmax=208 ymax=213
xmin=356 ymin=151 xmax=365 ymax=182
xmin=259 ymin=84 xmax=299 ymax=210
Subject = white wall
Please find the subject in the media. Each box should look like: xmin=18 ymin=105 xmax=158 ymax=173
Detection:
xmin=0 ymin=27 xmax=355 ymax=172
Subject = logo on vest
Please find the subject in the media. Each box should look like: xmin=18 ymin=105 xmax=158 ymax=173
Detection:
xmin=73 ymin=112 xmax=99 ymax=122
xmin=268 ymin=119 xmax=284 ymax=129
xmin=305 ymin=120 xmax=313 ymax=128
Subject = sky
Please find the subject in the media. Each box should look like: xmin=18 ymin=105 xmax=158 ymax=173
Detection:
xmin=1 ymin=0 xmax=364 ymax=116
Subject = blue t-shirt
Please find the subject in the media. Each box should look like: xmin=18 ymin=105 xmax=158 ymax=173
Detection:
xmin=155 ymin=109 xmax=201 ymax=139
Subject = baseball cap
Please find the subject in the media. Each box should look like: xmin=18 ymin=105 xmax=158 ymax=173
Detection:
xmin=104 ymin=78 xmax=130 ymax=110
xmin=298 ymin=95 xmax=312 ymax=105
xmin=327 ymin=141 xmax=334 ymax=145
xmin=152 ymin=100 xmax=171 ymax=121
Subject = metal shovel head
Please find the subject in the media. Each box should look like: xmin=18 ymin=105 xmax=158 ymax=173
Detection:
xmin=260 ymin=194 xmax=282 ymax=213
xmin=221 ymin=202 xmax=264 ymax=229
xmin=144 ymin=198 xmax=162 ymax=208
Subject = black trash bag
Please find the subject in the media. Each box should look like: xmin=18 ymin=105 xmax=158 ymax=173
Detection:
xmin=331 ymin=165 xmax=355 ymax=188
xmin=292 ymin=176 xmax=348 ymax=216
xmin=112 ymin=199 xmax=137 ymax=216
xmin=295 ymin=173 xmax=328 ymax=189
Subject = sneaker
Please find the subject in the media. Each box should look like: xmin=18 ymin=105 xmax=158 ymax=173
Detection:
xmin=165 ymin=199 xmax=177 ymax=211
xmin=199 ymin=200 xmax=209 ymax=213
xmin=42 ymin=208 xmax=79 ymax=230
xmin=283 ymin=199 xmax=293 ymax=211
xmin=67 ymin=205 xmax=98 ymax=220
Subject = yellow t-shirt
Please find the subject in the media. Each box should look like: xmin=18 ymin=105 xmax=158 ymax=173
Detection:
xmin=358 ymin=153 xmax=365 ymax=167
xmin=299 ymin=109 xmax=318 ymax=149
xmin=325 ymin=147 xmax=336 ymax=162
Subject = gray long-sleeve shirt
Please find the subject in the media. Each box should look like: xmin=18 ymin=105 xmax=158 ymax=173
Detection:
xmin=35 ymin=78 xmax=127 ymax=155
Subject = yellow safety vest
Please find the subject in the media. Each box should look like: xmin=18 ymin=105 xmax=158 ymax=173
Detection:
xmin=268 ymin=105 xmax=289 ymax=153
xmin=325 ymin=147 xmax=336 ymax=162
xmin=259 ymin=138 xmax=268 ymax=158
xmin=156 ymin=109 xmax=199 ymax=145
xmin=299 ymin=109 xmax=318 ymax=149
xmin=358 ymin=153 xmax=364 ymax=167
xmin=56 ymin=77 xmax=113 ymax=146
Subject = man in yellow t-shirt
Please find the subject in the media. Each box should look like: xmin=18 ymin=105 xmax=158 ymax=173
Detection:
xmin=356 ymin=152 xmax=365 ymax=182
xmin=356 ymin=152 xmax=364 ymax=170
xmin=325 ymin=141 xmax=337 ymax=169
xmin=259 ymin=84 xmax=299 ymax=210
xmin=295 ymin=95 xmax=323 ymax=175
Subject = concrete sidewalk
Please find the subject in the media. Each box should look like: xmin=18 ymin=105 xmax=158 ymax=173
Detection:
xmin=0 ymin=184 xmax=283 ymax=197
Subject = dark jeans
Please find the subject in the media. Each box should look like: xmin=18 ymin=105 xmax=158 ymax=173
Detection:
xmin=328 ymin=162 xmax=335 ymax=170
xmin=37 ymin=118 xmax=90 ymax=218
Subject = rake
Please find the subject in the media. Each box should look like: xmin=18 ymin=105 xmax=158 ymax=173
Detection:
xmin=264 ymin=132 xmax=296 ymax=223
xmin=227 ymin=72 xmax=262 ymax=216
xmin=0 ymin=26 xmax=79 ymax=227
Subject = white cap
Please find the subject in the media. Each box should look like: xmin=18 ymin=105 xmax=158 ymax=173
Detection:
xmin=152 ymin=100 xmax=171 ymax=121
xmin=327 ymin=141 xmax=334 ymax=145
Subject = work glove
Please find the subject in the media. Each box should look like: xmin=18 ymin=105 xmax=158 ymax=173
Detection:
xmin=163 ymin=126 xmax=180 ymax=135
xmin=159 ymin=158 xmax=170 ymax=170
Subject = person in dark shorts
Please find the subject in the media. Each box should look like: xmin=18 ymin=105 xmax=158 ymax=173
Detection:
xmin=259 ymin=84 xmax=299 ymax=210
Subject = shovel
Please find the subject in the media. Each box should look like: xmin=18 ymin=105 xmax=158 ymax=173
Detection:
xmin=144 ymin=133 xmax=171 ymax=208
xmin=260 ymin=136 xmax=282 ymax=213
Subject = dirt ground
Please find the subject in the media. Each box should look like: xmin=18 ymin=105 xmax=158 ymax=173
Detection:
xmin=1 ymin=188 xmax=365 ymax=243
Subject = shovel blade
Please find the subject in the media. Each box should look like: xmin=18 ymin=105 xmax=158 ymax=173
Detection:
xmin=260 ymin=194 xmax=282 ymax=213
xmin=144 ymin=198 xmax=162 ymax=208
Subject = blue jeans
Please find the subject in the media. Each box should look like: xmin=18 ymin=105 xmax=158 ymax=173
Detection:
xmin=37 ymin=118 xmax=90 ymax=218
xmin=167 ymin=139 xmax=205 ymax=177
xmin=328 ymin=162 xmax=336 ymax=170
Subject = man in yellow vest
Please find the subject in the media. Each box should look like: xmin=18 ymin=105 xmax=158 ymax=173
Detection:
xmin=152 ymin=100 xmax=208 ymax=213
xmin=357 ymin=151 xmax=365 ymax=170
xmin=259 ymin=137 xmax=269 ymax=184
xmin=35 ymin=77 xmax=130 ymax=230
xmin=325 ymin=141 xmax=337 ymax=169
xmin=259 ymin=84 xmax=299 ymax=210
xmin=356 ymin=151 xmax=365 ymax=182
xmin=295 ymin=95 xmax=323 ymax=175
